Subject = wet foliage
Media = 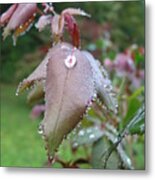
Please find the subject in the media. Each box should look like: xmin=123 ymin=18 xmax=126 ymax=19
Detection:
xmin=0 ymin=1 xmax=144 ymax=169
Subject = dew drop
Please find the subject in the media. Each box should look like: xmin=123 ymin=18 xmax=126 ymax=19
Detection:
xmin=78 ymin=130 xmax=85 ymax=136
xmin=48 ymin=155 xmax=53 ymax=164
xmin=77 ymin=122 xmax=81 ymax=128
xmin=72 ymin=142 xmax=78 ymax=148
xmin=115 ymin=104 xmax=119 ymax=108
xmin=72 ymin=129 xmax=76 ymax=135
xmin=87 ymin=106 xmax=91 ymax=111
xmin=104 ymin=84 xmax=108 ymax=88
xmin=89 ymin=134 xmax=95 ymax=139
xmin=93 ymin=93 xmax=97 ymax=99
xmin=33 ymin=13 xmax=36 ymax=17
xmin=15 ymin=92 xmax=19 ymax=96
xmin=64 ymin=55 xmax=77 ymax=69
xmin=114 ymin=104 xmax=119 ymax=114
xmin=38 ymin=124 xmax=44 ymax=135
xmin=126 ymin=157 xmax=132 ymax=165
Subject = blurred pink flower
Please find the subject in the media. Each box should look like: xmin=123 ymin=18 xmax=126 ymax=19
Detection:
xmin=30 ymin=104 xmax=45 ymax=119
xmin=104 ymin=50 xmax=144 ymax=88
xmin=114 ymin=53 xmax=135 ymax=75
xmin=104 ymin=58 xmax=114 ymax=71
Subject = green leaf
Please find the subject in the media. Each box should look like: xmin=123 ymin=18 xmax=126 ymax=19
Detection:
xmin=91 ymin=137 xmax=121 ymax=169
xmin=127 ymin=104 xmax=145 ymax=135
xmin=72 ymin=126 xmax=104 ymax=147
xmin=123 ymin=86 xmax=144 ymax=128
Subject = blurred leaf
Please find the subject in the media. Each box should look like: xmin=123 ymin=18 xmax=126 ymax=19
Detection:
xmin=135 ymin=51 xmax=144 ymax=65
xmin=51 ymin=162 xmax=63 ymax=168
xmin=127 ymin=104 xmax=145 ymax=135
xmin=95 ymin=38 xmax=104 ymax=49
xmin=125 ymin=136 xmax=145 ymax=169
xmin=123 ymin=86 xmax=144 ymax=127
xmin=91 ymin=137 xmax=121 ymax=169
xmin=100 ymin=131 xmax=133 ymax=169
xmin=72 ymin=126 xmax=104 ymax=147
xmin=86 ymin=43 xmax=96 ymax=51
xmin=57 ymin=140 xmax=90 ymax=164
xmin=57 ymin=141 xmax=73 ymax=162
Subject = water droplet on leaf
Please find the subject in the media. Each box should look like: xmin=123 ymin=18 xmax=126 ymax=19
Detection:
xmin=64 ymin=55 xmax=77 ymax=69
xmin=38 ymin=124 xmax=44 ymax=135
xmin=72 ymin=142 xmax=78 ymax=148
xmin=78 ymin=130 xmax=85 ymax=136
xmin=89 ymin=134 xmax=95 ymax=139
xmin=15 ymin=92 xmax=19 ymax=96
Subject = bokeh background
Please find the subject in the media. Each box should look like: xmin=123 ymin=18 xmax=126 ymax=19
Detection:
xmin=0 ymin=1 xmax=145 ymax=168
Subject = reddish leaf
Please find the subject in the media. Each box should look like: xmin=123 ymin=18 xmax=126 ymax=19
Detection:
xmin=64 ymin=14 xmax=80 ymax=48
xmin=51 ymin=8 xmax=89 ymax=46
xmin=27 ymin=80 xmax=45 ymax=105
xmin=3 ymin=3 xmax=37 ymax=40
xmin=40 ymin=42 xmax=95 ymax=158
xmin=82 ymin=51 xmax=118 ymax=114
xmin=16 ymin=49 xmax=50 ymax=95
xmin=0 ymin=4 xmax=18 ymax=26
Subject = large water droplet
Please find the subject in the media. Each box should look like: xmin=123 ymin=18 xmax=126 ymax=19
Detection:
xmin=64 ymin=55 xmax=77 ymax=69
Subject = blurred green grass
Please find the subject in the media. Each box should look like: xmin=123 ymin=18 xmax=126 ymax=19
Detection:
xmin=0 ymin=83 xmax=46 ymax=167
xmin=0 ymin=83 xmax=144 ymax=169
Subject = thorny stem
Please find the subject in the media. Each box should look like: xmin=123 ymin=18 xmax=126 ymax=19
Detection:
xmin=101 ymin=105 xmax=144 ymax=169
xmin=101 ymin=134 xmax=123 ymax=169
